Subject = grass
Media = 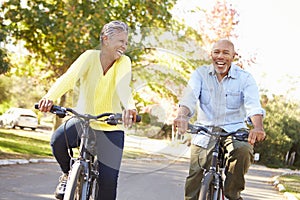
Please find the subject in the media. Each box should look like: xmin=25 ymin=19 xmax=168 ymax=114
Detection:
xmin=278 ymin=174 xmax=300 ymax=199
xmin=0 ymin=129 xmax=53 ymax=159
xmin=0 ymin=128 xmax=160 ymax=160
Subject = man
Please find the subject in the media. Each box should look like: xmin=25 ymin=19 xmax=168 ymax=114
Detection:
xmin=173 ymin=39 xmax=266 ymax=200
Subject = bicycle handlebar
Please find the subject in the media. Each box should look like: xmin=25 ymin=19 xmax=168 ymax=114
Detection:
xmin=34 ymin=103 xmax=141 ymax=125
xmin=187 ymin=124 xmax=249 ymax=141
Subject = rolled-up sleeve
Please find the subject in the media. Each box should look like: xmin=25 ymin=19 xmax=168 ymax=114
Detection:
xmin=179 ymin=69 xmax=202 ymax=117
xmin=243 ymin=74 xmax=266 ymax=124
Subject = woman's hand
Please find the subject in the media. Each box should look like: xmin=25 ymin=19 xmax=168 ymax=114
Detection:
xmin=38 ymin=98 xmax=54 ymax=112
xmin=122 ymin=109 xmax=137 ymax=128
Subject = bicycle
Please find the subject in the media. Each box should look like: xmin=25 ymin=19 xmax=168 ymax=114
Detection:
xmin=187 ymin=124 xmax=249 ymax=200
xmin=34 ymin=103 xmax=141 ymax=200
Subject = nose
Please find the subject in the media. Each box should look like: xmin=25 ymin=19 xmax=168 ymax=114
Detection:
xmin=122 ymin=42 xmax=127 ymax=50
xmin=217 ymin=52 xmax=224 ymax=58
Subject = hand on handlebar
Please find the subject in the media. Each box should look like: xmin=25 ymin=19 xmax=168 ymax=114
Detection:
xmin=122 ymin=109 xmax=137 ymax=128
xmin=248 ymin=128 xmax=266 ymax=145
xmin=173 ymin=115 xmax=189 ymax=135
xmin=38 ymin=98 xmax=54 ymax=112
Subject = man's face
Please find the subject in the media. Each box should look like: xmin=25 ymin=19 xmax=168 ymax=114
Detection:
xmin=211 ymin=40 xmax=235 ymax=77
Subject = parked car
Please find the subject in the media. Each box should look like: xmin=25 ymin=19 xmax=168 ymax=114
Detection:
xmin=0 ymin=108 xmax=38 ymax=131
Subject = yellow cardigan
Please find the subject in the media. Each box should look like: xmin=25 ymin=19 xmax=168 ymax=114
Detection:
xmin=44 ymin=50 xmax=136 ymax=131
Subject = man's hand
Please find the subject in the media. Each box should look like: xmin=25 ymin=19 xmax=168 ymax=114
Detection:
xmin=173 ymin=106 xmax=190 ymax=134
xmin=123 ymin=109 xmax=137 ymax=128
xmin=248 ymin=128 xmax=266 ymax=145
xmin=38 ymin=98 xmax=54 ymax=112
xmin=173 ymin=115 xmax=189 ymax=135
xmin=248 ymin=114 xmax=265 ymax=145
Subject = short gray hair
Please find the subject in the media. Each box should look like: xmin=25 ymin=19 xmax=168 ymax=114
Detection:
xmin=100 ymin=20 xmax=128 ymax=44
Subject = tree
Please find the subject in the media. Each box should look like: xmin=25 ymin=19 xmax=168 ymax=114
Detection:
xmin=0 ymin=13 xmax=10 ymax=74
xmin=198 ymin=0 xmax=239 ymax=51
xmin=197 ymin=0 xmax=256 ymax=68
xmin=255 ymin=95 xmax=300 ymax=168
xmin=1 ymin=0 xmax=186 ymax=129
xmin=1 ymin=0 xmax=179 ymax=78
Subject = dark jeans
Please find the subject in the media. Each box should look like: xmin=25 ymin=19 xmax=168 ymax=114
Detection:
xmin=50 ymin=118 xmax=124 ymax=200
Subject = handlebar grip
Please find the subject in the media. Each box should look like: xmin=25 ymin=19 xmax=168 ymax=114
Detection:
xmin=34 ymin=103 xmax=62 ymax=112
xmin=34 ymin=103 xmax=66 ymax=118
xmin=50 ymin=105 xmax=63 ymax=112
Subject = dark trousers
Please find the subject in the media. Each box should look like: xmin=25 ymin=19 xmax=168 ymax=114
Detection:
xmin=50 ymin=118 xmax=124 ymax=200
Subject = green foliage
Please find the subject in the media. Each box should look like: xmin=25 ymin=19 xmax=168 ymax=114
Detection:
xmin=0 ymin=48 xmax=10 ymax=74
xmin=1 ymin=0 xmax=180 ymax=79
xmin=255 ymin=95 xmax=300 ymax=168
xmin=0 ymin=7 xmax=10 ymax=75
xmin=1 ymin=0 xmax=195 ymax=115
xmin=0 ymin=75 xmax=11 ymax=105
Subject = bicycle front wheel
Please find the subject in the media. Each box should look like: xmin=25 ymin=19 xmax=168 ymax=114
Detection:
xmin=198 ymin=172 xmax=221 ymax=200
xmin=64 ymin=161 xmax=87 ymax=200
xmin=88 ymin=160 xmax=99 ymax=200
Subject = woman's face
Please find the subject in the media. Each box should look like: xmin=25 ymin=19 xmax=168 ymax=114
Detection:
xmin=105 ymin=31 xmax=128 ymax=60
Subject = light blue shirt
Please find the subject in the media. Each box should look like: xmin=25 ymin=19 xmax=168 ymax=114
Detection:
xmin=179 ymin=64 xmax=265 ymax=132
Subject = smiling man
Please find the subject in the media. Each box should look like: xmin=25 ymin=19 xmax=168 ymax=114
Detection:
xmin=173 ymin=39 xmax=266 ymax=200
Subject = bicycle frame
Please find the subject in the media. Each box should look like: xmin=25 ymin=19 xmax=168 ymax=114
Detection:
xmin=64 ymin=116 xmax=99 ymax=200
xmin=187 ymin=124 xmax=249 ymax=200
xmin=199 ymin=133 xmax=225 ymax=200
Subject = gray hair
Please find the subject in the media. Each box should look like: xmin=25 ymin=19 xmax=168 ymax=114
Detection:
xmin=100 ymin=20 xmax=128 ymax=44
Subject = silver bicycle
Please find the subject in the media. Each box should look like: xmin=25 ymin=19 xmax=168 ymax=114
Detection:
xmin=35 ymin=104 xmax=140 ymax=200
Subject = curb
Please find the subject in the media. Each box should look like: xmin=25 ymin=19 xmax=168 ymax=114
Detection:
xmin=0 ymin=158 xmax=56 ymax=166
xmin=272 ymin=174 xmax=299 ymax=200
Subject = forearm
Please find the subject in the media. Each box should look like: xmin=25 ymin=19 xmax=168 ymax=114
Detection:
xmin=250 ymin=114 xmax=264 ymax=130
xmin=177 ymin=105 xmax=191 ymax=117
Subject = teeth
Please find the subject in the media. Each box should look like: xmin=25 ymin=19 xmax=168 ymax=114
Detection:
xmin=216 ymin=62 xmax=225 ymax=65
xmin=117 ymin=50 xmax=123 ymax=55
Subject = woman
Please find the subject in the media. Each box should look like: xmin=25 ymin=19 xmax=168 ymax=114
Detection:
xmin=38 ymin=20 xmax=137 ymax=200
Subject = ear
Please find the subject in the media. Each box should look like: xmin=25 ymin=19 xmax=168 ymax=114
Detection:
xmin=233 ymin=52 xmax=237 ymax=59
xmin=102 ymin=35 xmax=108 ymax=42
xmin=102 ymin=35 xmax=109 ymax=46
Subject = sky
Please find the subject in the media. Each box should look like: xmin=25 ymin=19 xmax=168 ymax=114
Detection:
xmin=173 ymin=0 xmax=300 ymax=101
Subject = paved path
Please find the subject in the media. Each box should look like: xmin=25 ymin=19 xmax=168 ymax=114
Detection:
xmin=0 ymin=135 xmax=297 ymax=200
xmin=0 ymin=159 xmax=293 ymax=200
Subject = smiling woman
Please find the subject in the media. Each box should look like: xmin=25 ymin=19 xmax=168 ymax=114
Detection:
xmin=36 ymin=20 xmax=138 ymax=200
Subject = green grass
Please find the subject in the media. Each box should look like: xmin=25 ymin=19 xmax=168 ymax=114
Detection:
xmin=0 ymin=128 xmax=159 ymax=160
xmin=0 ymin=129 xmax=53 ymax=159
xmin=278 ymin=174 xmax=300 ymax=199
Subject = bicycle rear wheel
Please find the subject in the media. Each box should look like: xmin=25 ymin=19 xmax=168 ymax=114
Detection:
xmin=198 ymin=172 xmax=221 ymax=200
xmin=64 ymin=161 xmax=87 ymax=200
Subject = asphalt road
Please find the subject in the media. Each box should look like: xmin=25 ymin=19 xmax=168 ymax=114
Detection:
xmin=0 ymin=159 xmax=290 ymax=200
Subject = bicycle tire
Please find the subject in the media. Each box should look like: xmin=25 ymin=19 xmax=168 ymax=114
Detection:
xmin=64 ymin=161 xmax=87 ymax=200
xmin=88 ymin=160 xmax=99 ymax=200
xmin=198 ymin=171 xmax=221 ymax=200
